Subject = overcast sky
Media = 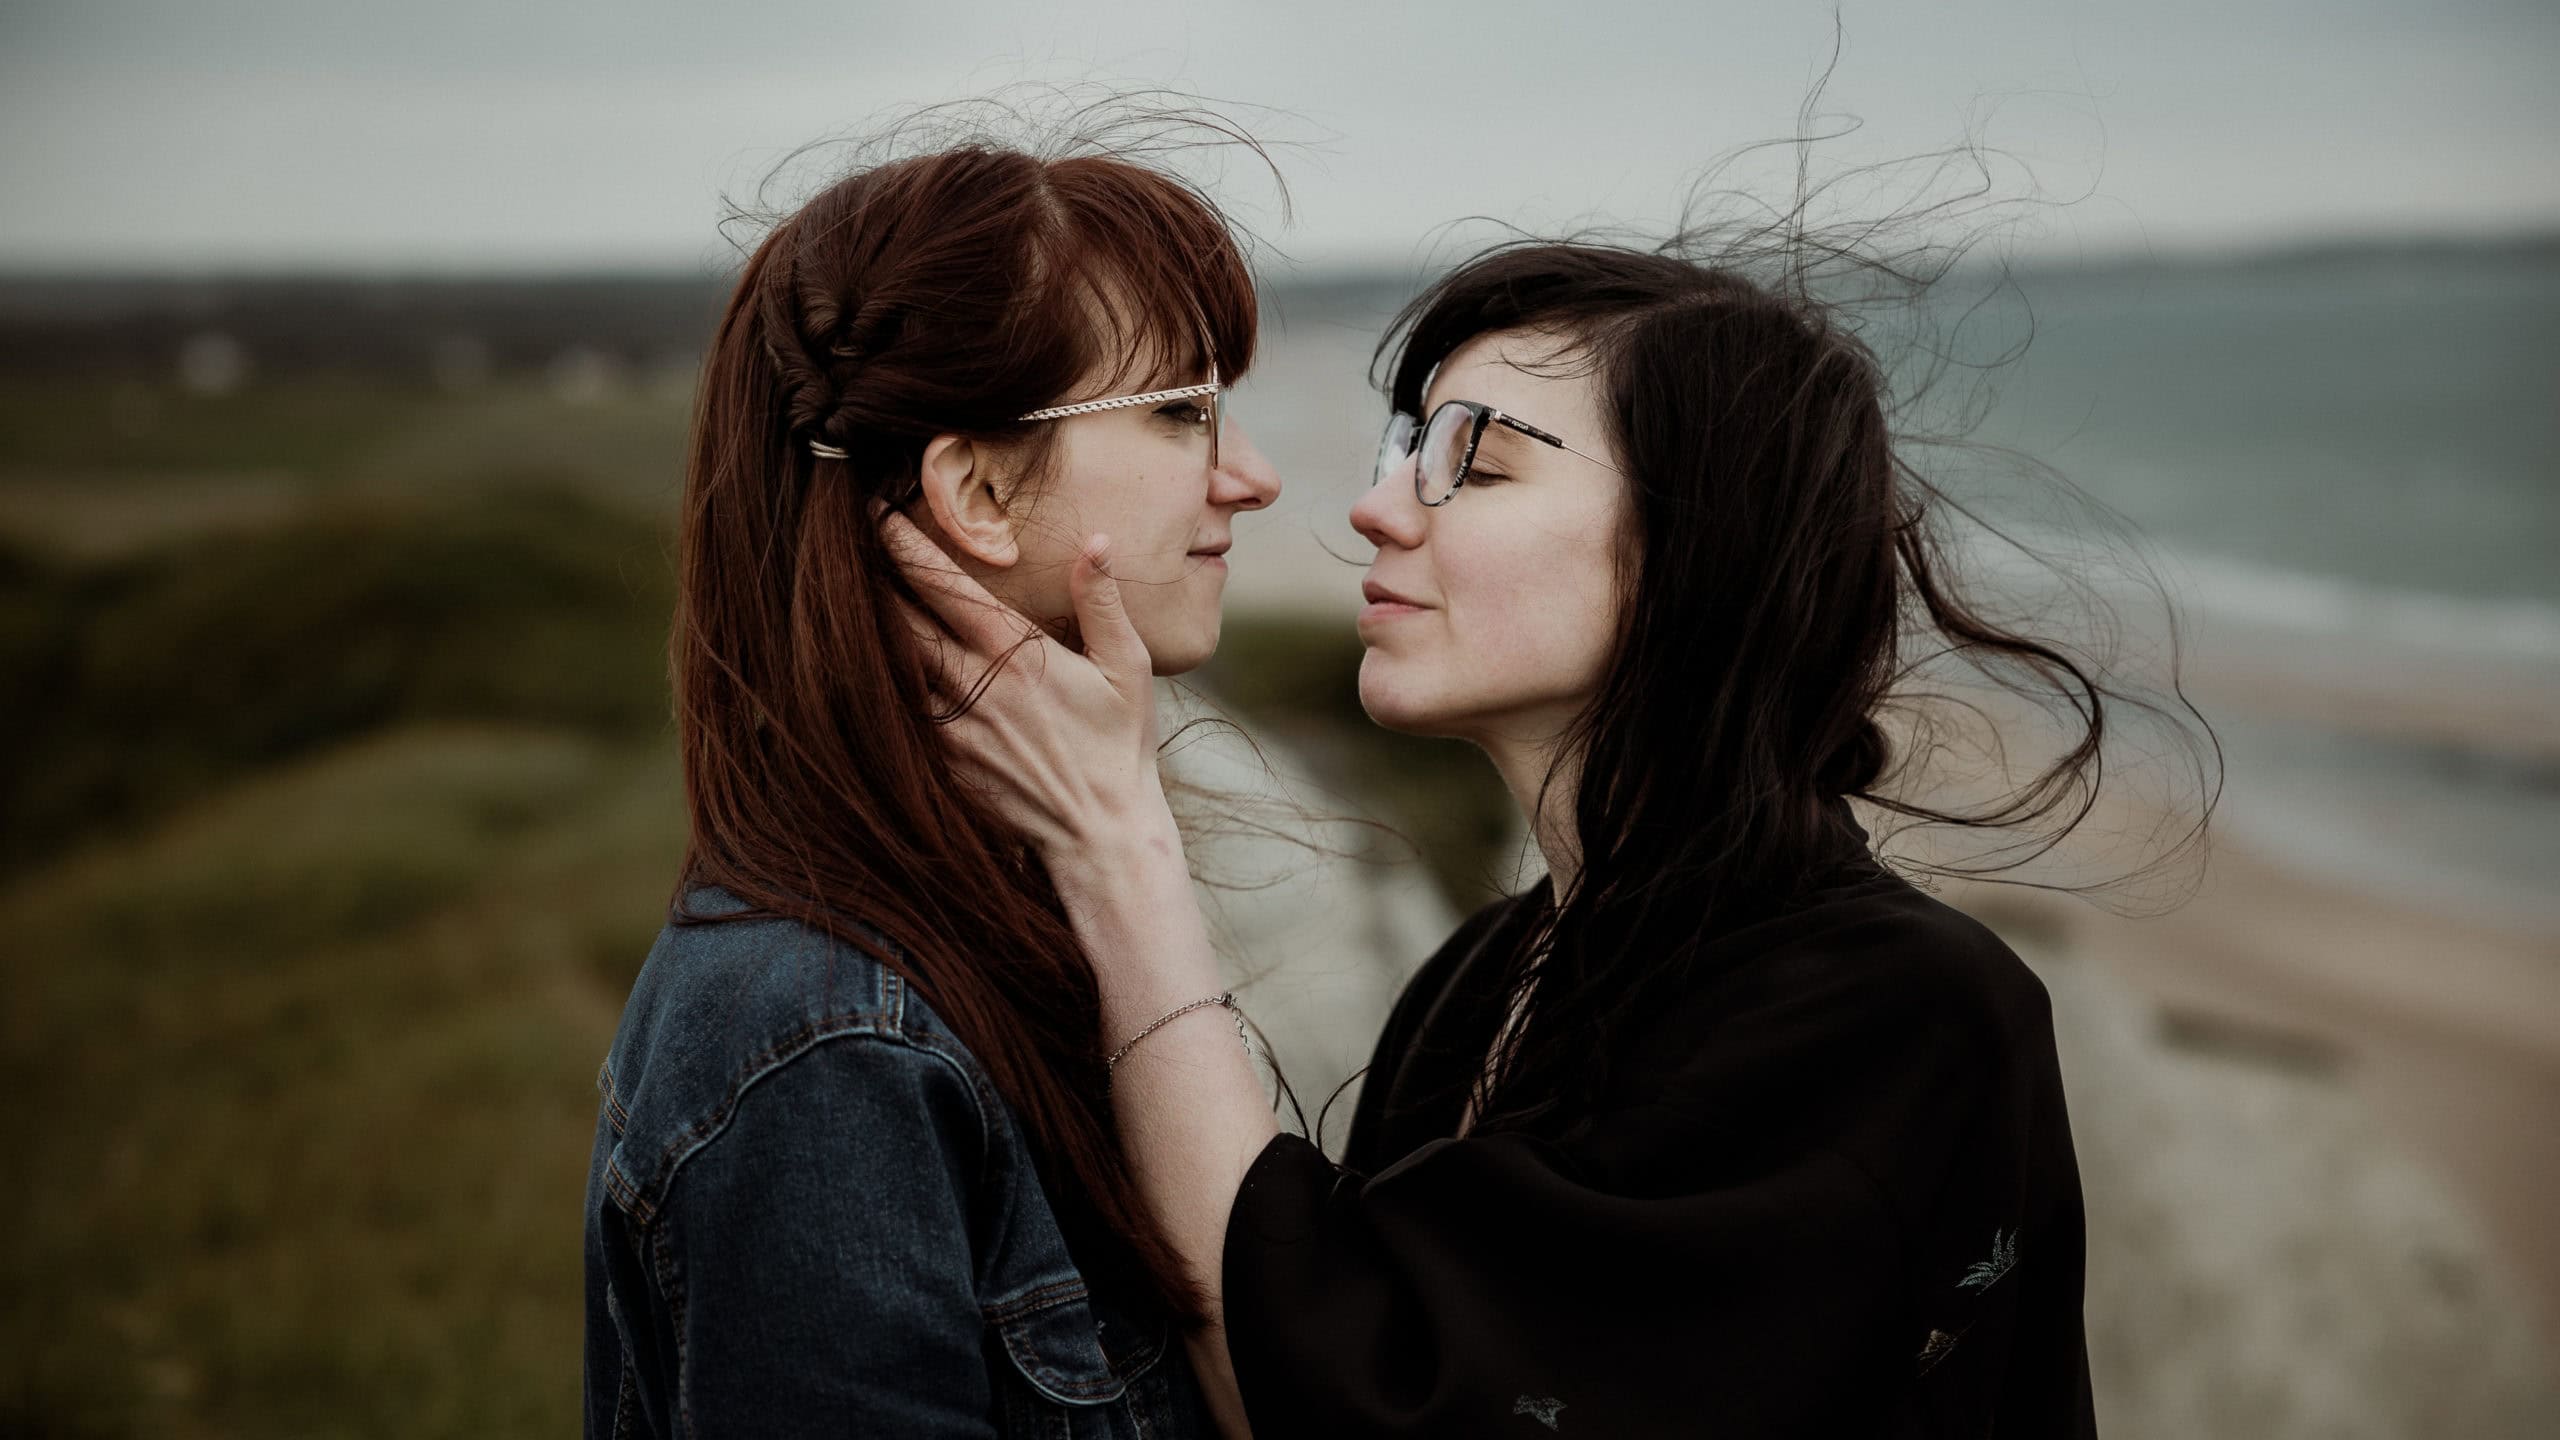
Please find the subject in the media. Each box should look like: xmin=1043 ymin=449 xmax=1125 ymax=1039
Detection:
xmin=3 ymin=0 xmax=2554 ymax=273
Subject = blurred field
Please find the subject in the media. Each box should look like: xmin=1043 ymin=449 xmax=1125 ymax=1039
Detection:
xmin=4 ymin=724 xmax=676 ymax=1436
xmin=0 ymin=373 xmax=670 ymax=1435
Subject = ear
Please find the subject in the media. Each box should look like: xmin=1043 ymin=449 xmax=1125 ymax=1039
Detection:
xmin=912 ymin=434 xmax=1021 ymax=569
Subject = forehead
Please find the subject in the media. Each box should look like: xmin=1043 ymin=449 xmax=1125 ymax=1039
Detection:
xmin=1071 ymin=275 xmax=1215 ymax=396
xmin=1421 ymin=328 xmax=1600 ymax=422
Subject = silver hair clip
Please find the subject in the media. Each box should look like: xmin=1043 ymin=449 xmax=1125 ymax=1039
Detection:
xmin=808 ymin=440 xmax=848 ymax=460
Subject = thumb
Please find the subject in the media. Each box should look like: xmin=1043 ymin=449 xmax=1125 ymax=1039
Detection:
xmin=1068 ymin=534 xmax=1148 ymax=686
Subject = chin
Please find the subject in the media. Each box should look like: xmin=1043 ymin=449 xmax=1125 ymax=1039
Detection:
xmin=1145 ymin=620 xmax=1219 ymax=677
xmin=1356 ymin=652 xmax=1456 ymax=736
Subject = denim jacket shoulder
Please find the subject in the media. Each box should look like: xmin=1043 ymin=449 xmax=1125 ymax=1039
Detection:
xmin=583 ymin=886 xmax=1204 ymax=1438
xmin=593 ymin=886 xmax=990 ymax=1231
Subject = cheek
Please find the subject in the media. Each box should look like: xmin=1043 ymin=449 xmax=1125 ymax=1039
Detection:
xmin=1462 ymin=515 xmax=1616 ymax=668
xmin=1377 ymin=502 xmax=1620 ymax=728
xmin=1059 ymin=444 xmax=1203 ymax=567
xmin=1046 ymin=435 xmax=1225 ymax=662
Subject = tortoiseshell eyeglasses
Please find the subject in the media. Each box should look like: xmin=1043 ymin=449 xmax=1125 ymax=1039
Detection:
xmin=1374 ymin=398 xmax=1620 ymax=506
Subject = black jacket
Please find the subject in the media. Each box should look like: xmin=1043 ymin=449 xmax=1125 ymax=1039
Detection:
xmin=1220 ymin=851 xmax=2100 ymax=1438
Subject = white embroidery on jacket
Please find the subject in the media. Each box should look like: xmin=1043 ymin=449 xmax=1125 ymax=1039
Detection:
xmin=1957 ymin=1226 xmax=2019 ymax=1292
xmin=1918 ymin=1228 xmax=2021 ymax=1375
xmin=1514 ymin=1394 xmax=1566 ymax=1429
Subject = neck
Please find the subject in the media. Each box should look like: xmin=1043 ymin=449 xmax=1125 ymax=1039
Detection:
xmin=1478 ymin=727 xmax=1581 ymax=900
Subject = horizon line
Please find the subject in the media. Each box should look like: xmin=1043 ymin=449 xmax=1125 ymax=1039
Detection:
xmin=3 ymin=226 xmax=2556 ymax=286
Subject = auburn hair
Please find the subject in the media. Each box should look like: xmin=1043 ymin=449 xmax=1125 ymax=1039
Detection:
xmin=671 ymin=142 xmax=1257 ymax=1321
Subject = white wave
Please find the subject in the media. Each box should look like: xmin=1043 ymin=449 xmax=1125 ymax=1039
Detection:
xmin=2173 ymin=549 xmax=2560 ymax=666
xmin=1947 ymin=520 xmax=2560 ymax=670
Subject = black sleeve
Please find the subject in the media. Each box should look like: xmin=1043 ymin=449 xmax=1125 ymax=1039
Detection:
xmin=1221 ymin=926 xmax=2042 ymax=1438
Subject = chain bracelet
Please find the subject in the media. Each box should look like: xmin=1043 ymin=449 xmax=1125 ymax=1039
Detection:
xmin=1104 ymin=991 xmax=1249 ymax=1086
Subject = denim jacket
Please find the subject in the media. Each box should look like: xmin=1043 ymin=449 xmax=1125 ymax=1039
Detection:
xmin=583 ymin=886 xmax=1213 ymax=1438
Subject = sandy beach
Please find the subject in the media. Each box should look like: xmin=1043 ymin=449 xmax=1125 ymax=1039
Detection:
xmin=1943 ymin=627 xmax=2560 ymax=1347
xmin=1948 ymin=834 xmax=2560 ymax=1321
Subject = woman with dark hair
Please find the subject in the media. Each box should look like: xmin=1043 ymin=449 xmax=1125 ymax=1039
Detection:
xmin=580 ymin=134 xmax=1280 ymax=1437
xmin=888 ymin=238 xmax=2216 ymax=1435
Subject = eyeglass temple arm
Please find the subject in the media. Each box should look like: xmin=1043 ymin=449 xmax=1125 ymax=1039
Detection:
xmin=1489 ymin=409 xmax=1623 ymax=475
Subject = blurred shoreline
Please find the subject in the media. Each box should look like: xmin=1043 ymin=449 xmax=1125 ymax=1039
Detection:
xmin=1926 ymin=613 xmax=2560 ymax=1353
xmin=1949 ymin=818 xmax=2560 ymax=1355
xmin=2185 ymin=613 xmax=2560 ymax=936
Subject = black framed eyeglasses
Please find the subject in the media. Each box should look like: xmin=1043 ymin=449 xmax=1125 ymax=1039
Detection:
xmin=1373 ymin=398 xmax=1620 ymax=506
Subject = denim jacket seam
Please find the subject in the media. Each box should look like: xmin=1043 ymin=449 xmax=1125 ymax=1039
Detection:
xmin=599 ymin=1278 xmax=641 ymax=1440
xmin=981 ymin=1274 xmax=1093 ymax=1325
xmin=885 ymin=962 xmax=910 ymax=1030
xmin=597 ymin=1061 xmax=632 ymax=1133
xmin=983 ymin=1284 xmax=1175 ymax=1398
xmin=601 ymin=1159 xmax=649 ymax=1226
xmin=628 ymin=1023 xmax=1001 ymax=1438
xmin=609 ymin=1015 xmax=997 ymax=1230
xmin=629 ymin=1014 xmax=892 ymax=1225
xmin=647 ymin=1216 xmax=692 ymax=1439
xmin=881 ymin=967 xmax=1001 ymax=1179
xmin=610 ymin=1363 xmax=638 ymax=1440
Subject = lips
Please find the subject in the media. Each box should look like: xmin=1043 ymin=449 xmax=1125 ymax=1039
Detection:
xmin=1189 ymin=541 xmax=1231 ymax=557
xmin=1357 ymin=579 xmax=1431 ymax=631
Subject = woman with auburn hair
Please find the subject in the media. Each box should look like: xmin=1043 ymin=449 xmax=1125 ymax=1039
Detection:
xmin=885 ymin=232 xmax=2218 ymax=1435
xmin=580 ymin=130 xmax=1280 ymax=1437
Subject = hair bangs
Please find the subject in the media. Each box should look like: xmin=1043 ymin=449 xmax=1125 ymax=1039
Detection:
xmin=1039 ymin=155 xmax=1260 ymax=397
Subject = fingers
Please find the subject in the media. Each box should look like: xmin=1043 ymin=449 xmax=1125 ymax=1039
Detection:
xmin=875 ymin=506 xmax=1039 ymax=654
xmin=886 ymin=590 xmax=966 ymax=700
xmin=1066 ymin=534 xmax=1151 ymax=691
xmin=885 ymin=570 xmax=1046 ymax=714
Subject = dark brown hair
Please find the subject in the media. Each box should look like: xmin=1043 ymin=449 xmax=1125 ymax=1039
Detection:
xmin=1378 ymin=230 xmax=2222 ymax=1140
xmin=671 ymin=139 xmax=1257 ymax=1319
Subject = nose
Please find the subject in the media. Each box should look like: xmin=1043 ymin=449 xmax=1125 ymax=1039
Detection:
xmin=1349 ymin=449 xmax=1426 ymax=551
xmin=1211 ymin=419 xmax=1281 ymax=511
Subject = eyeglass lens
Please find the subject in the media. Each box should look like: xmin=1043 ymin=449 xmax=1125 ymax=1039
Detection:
xmin=1416 ymin=402 xmax=1476 ymax=505
xmin=1374 ymin=403 xmax=1478 ymax=505
xmin=1375 ymin=412 xmax=1417 ymax=490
